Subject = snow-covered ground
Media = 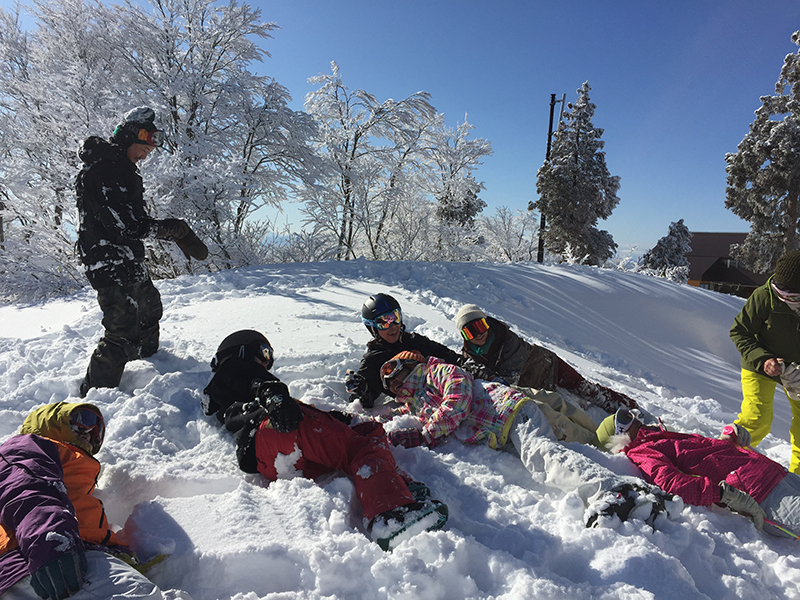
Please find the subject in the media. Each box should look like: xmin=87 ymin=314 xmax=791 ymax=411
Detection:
xmin=2 ymin=259 xmax=799 ymax=600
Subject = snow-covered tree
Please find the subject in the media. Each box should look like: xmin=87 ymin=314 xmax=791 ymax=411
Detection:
xmin=725 ymin=31 xmax=800 ymax=273
xmin=302 ymin=62 xmax=436 ymax=261
xmin=638 ymin=219 xmax=692 ymax=283
xmin=535 ymin=81 xmax=621 ymax=265
xmin=0 ymin=0 xmax=321 ymax=301
xmin=477 ymin=206 xmax=539 ymax=262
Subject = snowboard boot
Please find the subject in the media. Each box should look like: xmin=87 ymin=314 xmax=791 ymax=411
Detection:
xmin=586 ymin=482 xmax=680 ymax=528
xmin=367 ymin=498 xmax=449 ymax=551
xmin=406 ymin=481 xmax=432 ymax=503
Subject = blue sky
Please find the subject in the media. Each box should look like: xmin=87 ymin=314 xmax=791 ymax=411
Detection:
xmin=4 ymin=0 xmax=799 ymax=256
xmin=254 ymin=0 xmax=800 ymax=256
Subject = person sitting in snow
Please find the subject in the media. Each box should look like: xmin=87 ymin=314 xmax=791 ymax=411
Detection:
xmin=202 ymin=330 xmax=448 ymax=550
xmin=346 ymin=293 xmax=495 ymax=408
xmin=597 ymin=409 xmax=800 ymax=538
xmin=455 ymin=304 xmax=643 ymax=415
xmin=0 ymin=402 xmax=174 ymax=599
xmin=380 ymin=351 xmax=681 ymax=528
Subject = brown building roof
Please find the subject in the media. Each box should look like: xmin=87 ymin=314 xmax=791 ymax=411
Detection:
xmin=686 ymin=232 xmax=768 ymax=292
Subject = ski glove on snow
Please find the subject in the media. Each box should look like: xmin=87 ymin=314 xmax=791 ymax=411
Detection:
xmin=30 ymin=548 xmax=87 ymax=600
xmin=257 ymin=382 xmax=303 ymax=433
xmin=718 ymin=423 xmax=751 ymax=447
xmin=345 ymin=369 xmax=368 ymax=404
xmin=719 ymin=482 xmax=765 ymax=530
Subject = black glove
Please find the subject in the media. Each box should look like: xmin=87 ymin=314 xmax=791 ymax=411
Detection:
xmin=258 ymin=383 xmax=303 ymax=433
xmin=30 ymin=548 xmax=87 ymax=600
xmin=328 ymin=410 xmax=353 ymax=425
xmin=175 ymin=227 xmax=209 ymax=260
xmin=155 ymin=218 xmax=191 ymax=240
xmin=345 ymin=369 xmax=368 ymax=403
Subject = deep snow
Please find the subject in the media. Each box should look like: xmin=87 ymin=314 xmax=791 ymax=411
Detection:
xmin=2 ymin=259 xmax=800 ymax=600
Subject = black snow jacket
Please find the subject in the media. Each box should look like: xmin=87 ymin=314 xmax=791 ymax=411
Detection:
xmin=203 ymin=358 xmax=287 ymax=473
xmin=461 ymin=316 xmax=558 ymax=390
xmin=76 ymin=136 xmax=158 ymax=289
xmin=351 ymin=327 xmax=493 ymax=408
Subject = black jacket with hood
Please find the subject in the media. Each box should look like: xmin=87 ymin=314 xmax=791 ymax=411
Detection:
xmin=76 ymin=136 xmax=158 ymax=289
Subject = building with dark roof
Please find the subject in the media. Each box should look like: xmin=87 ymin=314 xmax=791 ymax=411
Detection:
xmin=686 ymin=232 xmax=768 ymax=298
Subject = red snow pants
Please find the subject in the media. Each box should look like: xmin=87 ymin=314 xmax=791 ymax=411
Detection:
xmin=253 ymin=405 xmax=414 ymax=520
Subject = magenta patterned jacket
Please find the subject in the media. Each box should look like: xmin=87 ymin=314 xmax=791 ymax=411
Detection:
xmin=624 ymin=426 xmax=788 ymax=506
xmin=396 ymin=357 xmax=529 ymax=447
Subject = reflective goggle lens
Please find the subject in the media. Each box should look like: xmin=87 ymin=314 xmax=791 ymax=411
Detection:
xmin=380 ymin=358 xmax=402 ymax=380
xmin=70 ymin=408 xmax=105 ymax=449
xmin=614 ymin=407 xmax=634 ymax=436
xmin=374 ymin=308 xmax=402 ymax=330
xmin=461 ymin=318 xmax=490 ymax=341
xmin=260 ymin=342 xmax=274 ymax=363
xmin=136 ymin=128 xmax=164 ymax=147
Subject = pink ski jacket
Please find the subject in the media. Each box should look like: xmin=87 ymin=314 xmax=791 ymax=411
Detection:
xmin=624 ymin=427 xmax=787 ymax=506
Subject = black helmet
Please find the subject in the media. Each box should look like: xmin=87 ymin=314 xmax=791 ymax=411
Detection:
xmin=211 ymin=329 xmax=274 ymax=371
xmin=361 ymin=293 xmax=402 ymax=336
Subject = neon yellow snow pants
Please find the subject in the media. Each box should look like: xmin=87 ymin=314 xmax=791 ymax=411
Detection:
xmin=736 ymin=368 xmax=800 ymax=474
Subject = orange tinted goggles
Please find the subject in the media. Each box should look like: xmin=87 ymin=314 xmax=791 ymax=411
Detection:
xmin=461 ymin=317 xmax=489 ymax=341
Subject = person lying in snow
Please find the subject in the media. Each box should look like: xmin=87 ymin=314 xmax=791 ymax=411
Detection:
xmin=597 ymin=408 xmax=800 ymax=538
xmin=346 ymin=293 xmax=495 ymax=408
xmin=0 ymin=402 xmax=175 ymax=599
xmin=202 ymin=330 xmax=448 ymax=550
xmin=455 ymin=304 xmax=643 ymax=415
xmin=380 ymin=351 xmax=681 ymax=528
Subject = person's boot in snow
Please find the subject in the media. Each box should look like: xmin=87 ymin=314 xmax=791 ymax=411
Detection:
xmin=367 ymin=498 xmax=449 ymax=551
xmin=585 ymin=482 xmax=682 ymax=528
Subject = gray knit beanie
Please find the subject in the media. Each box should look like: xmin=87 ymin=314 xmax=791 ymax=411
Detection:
xmin=456 ymin=304 xmax=487 ymax=332
xmin=774 ymin=250 xmax=800 ymax=292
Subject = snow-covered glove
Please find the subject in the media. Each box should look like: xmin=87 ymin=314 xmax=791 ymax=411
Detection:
xmin=155 ymin=218 xmax=191 ymax=240
xmin=387 ymin=428 xmax=429 ymax=448
xmin=30 ymin=548 xmax=87 ymax=600
xmin=345 ymin=369 xmax=369 ymax=404
xmin=781 ymin=362 xmax=800 ymax=399
xmin=719 ymin=423 xmax=751 ymax=447
xmin=258 ymin=383 xmax=303 ymax=433
xmin=719 ymin=482 xmax=765 ymax=530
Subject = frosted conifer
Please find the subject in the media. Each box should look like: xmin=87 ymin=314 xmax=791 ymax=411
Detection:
xmin=535 ymin=82 xmax=620 ymax=266
xmin=725 ymin=31 xmax=800 ymax=273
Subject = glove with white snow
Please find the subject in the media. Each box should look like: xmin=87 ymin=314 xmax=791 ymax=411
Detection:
xmin=719 ymin=482 xmax=765 ymax=530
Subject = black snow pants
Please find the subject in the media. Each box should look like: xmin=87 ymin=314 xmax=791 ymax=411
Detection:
xmin=81 ymin=278 xmax=163 ymax=395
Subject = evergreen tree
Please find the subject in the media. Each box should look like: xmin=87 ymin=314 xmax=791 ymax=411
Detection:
xmin=639 ymin=219 xmax=692 ymax=283
xmin=725 ymin=31 xmax=800 ymax=273
xmin=535 ymin=82 xmax=620 ymax=265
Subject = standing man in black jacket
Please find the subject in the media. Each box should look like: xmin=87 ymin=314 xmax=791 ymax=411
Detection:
xmin=76 ymin=106 xmax=207 ymax=396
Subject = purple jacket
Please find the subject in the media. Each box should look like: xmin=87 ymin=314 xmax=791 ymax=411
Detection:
xmin=0 ymin=434 xmax=83 ymax=594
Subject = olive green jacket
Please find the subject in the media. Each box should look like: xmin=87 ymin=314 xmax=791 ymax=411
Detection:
xmin=730 ymin=276 xmax=800 ymax=381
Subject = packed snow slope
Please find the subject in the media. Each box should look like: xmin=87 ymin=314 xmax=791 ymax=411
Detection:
xmin=1 ymin=259 xmax=799 ymax=600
